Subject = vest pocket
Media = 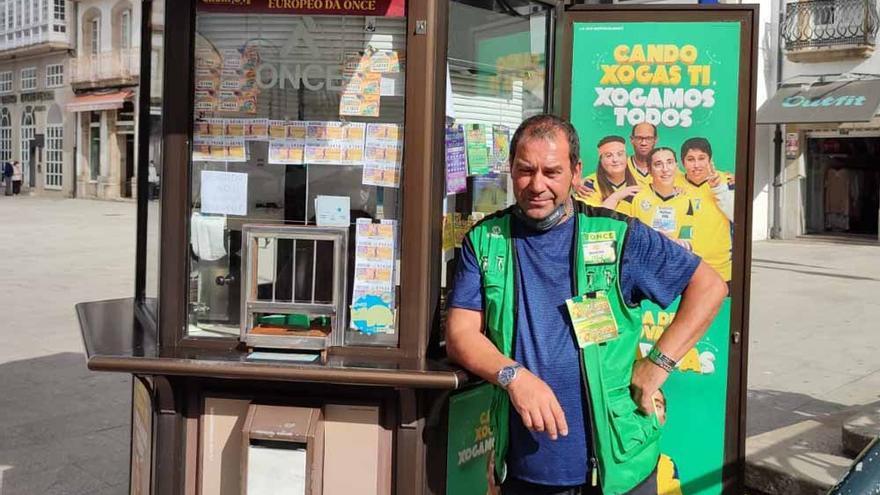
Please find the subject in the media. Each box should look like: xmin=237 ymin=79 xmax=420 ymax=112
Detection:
xmin=482 ymin=275 xmax=507 ymax=347
xmin=605 ymin=385 xmax=662 ymax=463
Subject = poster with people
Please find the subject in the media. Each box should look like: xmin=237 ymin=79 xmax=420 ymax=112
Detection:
xmin=569 ymin=21 xmax=743 ymax=495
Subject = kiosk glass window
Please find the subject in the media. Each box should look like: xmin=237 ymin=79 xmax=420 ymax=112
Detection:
xmin=143 ymin=1 xmax=165 ymax=318
xmin=188 ymin=3 xmax=407 ymax=348
xmin=441 ymin=0 xmax=552 ymax=295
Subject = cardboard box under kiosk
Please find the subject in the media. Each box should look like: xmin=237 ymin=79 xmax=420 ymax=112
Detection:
xmin=241 ymin=405 xmax=324 ymax=495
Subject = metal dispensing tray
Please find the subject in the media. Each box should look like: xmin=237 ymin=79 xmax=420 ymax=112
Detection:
xmin=240 ymin=224 xmax=349 ymax=351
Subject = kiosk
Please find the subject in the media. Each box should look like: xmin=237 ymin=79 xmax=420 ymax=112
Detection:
xmin=76 ymin=1 xmax=757 ymax=494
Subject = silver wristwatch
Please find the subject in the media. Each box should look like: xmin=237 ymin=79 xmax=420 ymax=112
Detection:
xmin=497 ymin=363 xmax=523 ymax=389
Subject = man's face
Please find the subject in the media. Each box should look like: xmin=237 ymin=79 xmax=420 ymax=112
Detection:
xmin=650 ymin=149 xmax=677 ymax=187
xmin=683 ymin=148 xmax=712 ymax=183
xmin=597 ymin=141 xmax=627 ymax=177
xmin=630 ymin=123 xmax=656 ymax=159
xmin=511 ymin=134 xmax=580 ymax=220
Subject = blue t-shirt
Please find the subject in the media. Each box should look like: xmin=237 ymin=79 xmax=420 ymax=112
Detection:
xmin=448 ymin=214 xmax=700 ymax=486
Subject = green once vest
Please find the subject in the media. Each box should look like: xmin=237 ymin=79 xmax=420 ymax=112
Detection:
xmin=466 ymin=202 xmax=661 ymax=495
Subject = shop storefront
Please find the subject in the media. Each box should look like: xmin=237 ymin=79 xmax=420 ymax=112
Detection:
xmin=77 ymin=2 xmax=758 ymax=494
xmin=757 ymin=79 xmax=880 ymax=240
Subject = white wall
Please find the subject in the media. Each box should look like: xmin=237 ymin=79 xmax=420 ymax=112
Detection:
xmin=75 ymin=0 xmax=142 ymax=57
xmin=752 ymin=0 xmax=779 ymax=241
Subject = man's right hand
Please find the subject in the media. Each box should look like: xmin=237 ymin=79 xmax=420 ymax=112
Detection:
xmin=506 ymin=369 xmax=569 ymax=441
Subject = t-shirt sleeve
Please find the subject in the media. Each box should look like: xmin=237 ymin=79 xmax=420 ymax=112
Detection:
xmin=620 ymin=219 xmax=701 ymax=308
xmin=447 ymin=238 xmax=484 ymax=311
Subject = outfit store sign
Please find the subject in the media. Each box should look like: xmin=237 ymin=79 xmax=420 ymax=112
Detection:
xmin=570 ymin=20 xmax=745 ymax=495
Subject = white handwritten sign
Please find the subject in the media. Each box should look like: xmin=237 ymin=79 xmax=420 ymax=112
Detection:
xmin=200 ymin=171 xmax=248 ymax=216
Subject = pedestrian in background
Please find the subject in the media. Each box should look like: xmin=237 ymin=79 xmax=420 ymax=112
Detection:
xmin=11 ymin=160 xmax=22 ymax=195
xmin=3 ymin=161 xmax=12 ymax=196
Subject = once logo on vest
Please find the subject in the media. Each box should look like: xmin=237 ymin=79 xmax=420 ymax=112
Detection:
xmin=585 ymin=231 xmax=617 ymax=242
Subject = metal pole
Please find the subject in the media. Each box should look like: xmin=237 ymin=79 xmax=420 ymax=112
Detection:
xmin=771 ymin=125 xmax=783 ymax=238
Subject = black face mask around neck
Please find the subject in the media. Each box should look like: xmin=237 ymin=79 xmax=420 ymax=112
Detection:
xmin=512 ymin=200 xmax=569 ymax=232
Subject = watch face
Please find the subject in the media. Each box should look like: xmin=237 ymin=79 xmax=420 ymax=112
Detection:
xmin=499 ymin=366 xmax=516 ymax=386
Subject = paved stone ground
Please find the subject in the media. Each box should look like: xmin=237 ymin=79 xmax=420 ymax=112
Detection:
xmin=0 ymin=196 xmax=137 ymax=495
xmin=1 ymin=196 xmax=879 ymax=494
xmin=746 ymin=238 xmax=880 ymax=492
xmin=747 ymin=239 xmax=880 ymax=436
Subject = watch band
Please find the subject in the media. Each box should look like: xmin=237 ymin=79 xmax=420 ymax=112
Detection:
xmin=647 ymin=347 xmax=677 ymax=373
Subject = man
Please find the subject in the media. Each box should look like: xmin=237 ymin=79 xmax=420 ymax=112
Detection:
xmin=577 ymin=136 xmax=639 ymax=215
xmin=2 ymin=161 xmax=12 ymax=196
xmin=629 ymin=147 xmax=695 ymax=251
xmin=627 ymin=123 xmax=657 ymax=186
xmin=679 ymin=138 xmax=734 ymax=283
xmin=446 ymin=114 xmax=727 ymax=495
xmin=11 ymin=160 xmax=22 ymax=195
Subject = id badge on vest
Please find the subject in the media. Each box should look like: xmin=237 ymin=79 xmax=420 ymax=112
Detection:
xmin=582 ymin=231 xmax=617 ymax=265
xmin=565 ymin=292 xmax=620 ymax=347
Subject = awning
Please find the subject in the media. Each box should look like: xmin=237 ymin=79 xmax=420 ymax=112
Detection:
xmin=756 ymin=80 xmax=880 ymax=124
xmin=66 ymin=90 xmax=133 ymax=113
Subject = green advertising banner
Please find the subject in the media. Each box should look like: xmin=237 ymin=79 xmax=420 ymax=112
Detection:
xmin=447 ymin=384 xmax=498 ymax=495
xmin=569 ymin=21 xmax=742 ymax=495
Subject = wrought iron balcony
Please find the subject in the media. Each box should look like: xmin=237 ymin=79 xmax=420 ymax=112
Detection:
xmin=782 ymin=0 xmax=879 ymax=60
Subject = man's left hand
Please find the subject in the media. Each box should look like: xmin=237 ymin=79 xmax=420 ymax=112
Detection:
xmin=630 ymin=358 xmax=670 ymax=415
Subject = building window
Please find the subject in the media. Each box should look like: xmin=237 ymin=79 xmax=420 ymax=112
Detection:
xmin=20 ymin=67 xmax=36 ymax=91
xmin=121 ymin=10 xmax=131 ymax=50
xmin=53 ymin=0 xmax=66 ymax=32
xmin=46 ymin=124 xmax=63 ymax=188
xmin=21 ymin=110 xmax=34 ymax=168
xmin=46 ymin=63 xmax=63 ymax=87
xmin=90 ymin=18 xmax=100 ymax=55
xmin=54 ymin=0 xmax=64 ymax=21
xmin=0 ymin=109 xmax=11 ymax=163
xmin=89 ymin=111 xmax=100 ymax=180
xmin=0 ymin=72 xmax=12 ymax=94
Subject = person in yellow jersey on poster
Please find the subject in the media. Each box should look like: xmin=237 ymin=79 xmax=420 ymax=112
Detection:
xmin=680 ymin=137 xmax=735 ymax=286
xmin=627 ymin=123 xmax=658 ymax=187
xmin=624 ymin=147 xmax=695 ymax=252
xmin=576 ymin=135 xmax=641 ymax=215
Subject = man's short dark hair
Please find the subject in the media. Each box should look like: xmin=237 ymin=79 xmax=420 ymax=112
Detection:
xmin=681 ymin=137 xmax=712 ymax=160
xmin=649 ymin=146 xmax=677 ymax=164
xmin=597 ymin=135 xmax=626 ymax=149
xmin=631 ymin=122 xmax=657 ymax=138
xmin=509 ymin=114 xmax=580 ymax=170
